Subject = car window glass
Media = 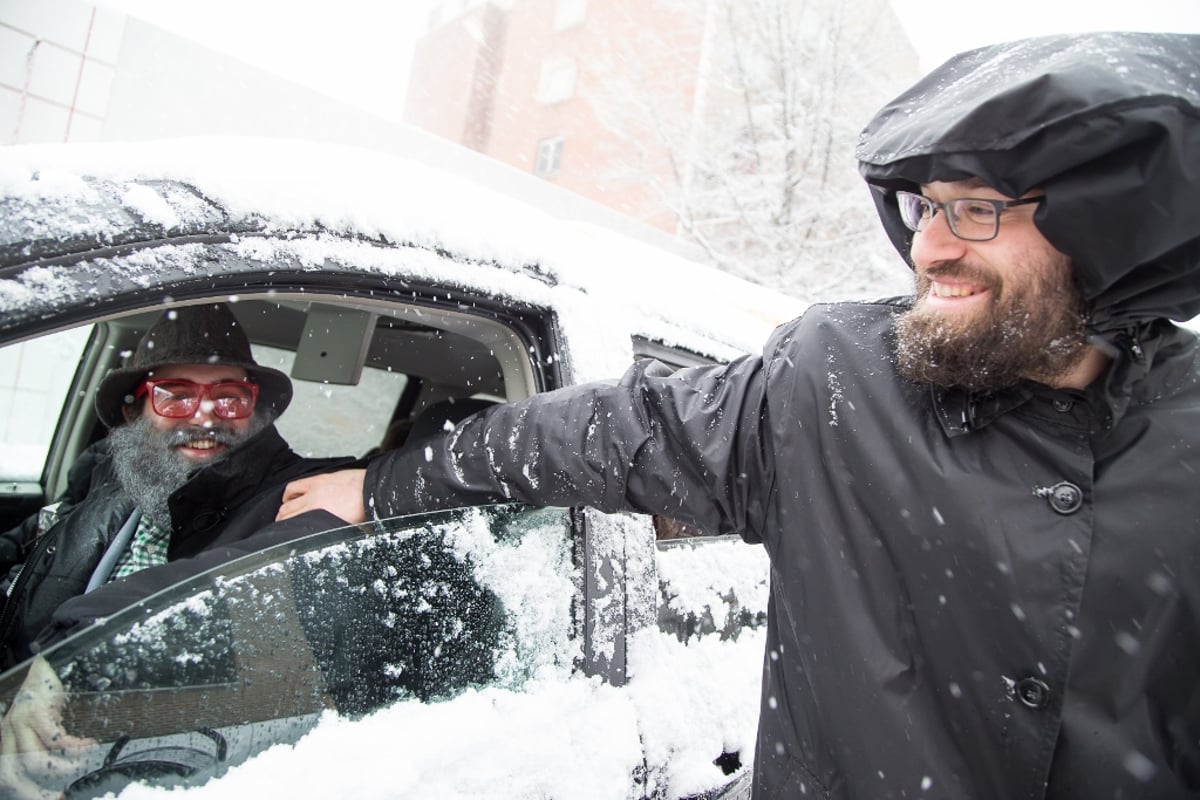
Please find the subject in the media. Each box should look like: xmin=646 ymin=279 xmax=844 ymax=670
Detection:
xmin=0 ymin=326 xmax=92 ymax=481
xmin=655 ymin=534 xmax=769 ymax=642
xmin=251 ymin=343 xmax=409 ymax=458
xmin=0 ymin=503 xmax=574 ymax=798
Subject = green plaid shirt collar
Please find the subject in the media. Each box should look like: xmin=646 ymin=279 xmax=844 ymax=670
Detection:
xmin=110 ymin=514 xmax=170 ymax=581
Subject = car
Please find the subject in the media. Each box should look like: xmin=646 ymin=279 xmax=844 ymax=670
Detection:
xmin=0 ymin=138 xmax=804 ymax=799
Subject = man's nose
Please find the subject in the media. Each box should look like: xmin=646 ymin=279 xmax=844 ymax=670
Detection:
xmin=192 ymin=399 xmax=218 ymax=424
xmin=909 ymin=208 xmax=968 ymax=268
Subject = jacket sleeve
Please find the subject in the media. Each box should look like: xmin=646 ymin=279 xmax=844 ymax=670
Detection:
xmin=365 ymin=353 xmax=775 ymax=539
xmin=0 ymin=442 xmax=106 ymax=575
xmin=0 ymin=516 xmax=37 ymax=578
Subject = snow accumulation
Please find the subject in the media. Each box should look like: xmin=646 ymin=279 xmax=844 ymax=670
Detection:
xmin=114 ymin=624 xmax=765 ymax=800
xmin=0 ymin=137 xmax=806 ymax=359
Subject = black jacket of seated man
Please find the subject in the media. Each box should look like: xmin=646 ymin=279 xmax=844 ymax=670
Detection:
xmin=0 ymin=304 xmax=354 ymax=668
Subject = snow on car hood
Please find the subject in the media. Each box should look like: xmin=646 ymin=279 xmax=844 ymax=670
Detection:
xmin=0 ymin=137 xmax=805 ymax=360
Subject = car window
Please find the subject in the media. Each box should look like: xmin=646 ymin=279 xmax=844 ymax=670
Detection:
xmin=655 ymin=534 xmax=769 ymax=643
xmin=631 ymin=335 xmax=720 ymax=371
xmin=0 ymin=503 xmax=575 ymax=798
xmin=251 ymin=343 xmax=410 ymax=458
xmin=0 ymin=326 xmax=92 ymax=482
xmin=0 ymin=290 xmax=545 ymax=509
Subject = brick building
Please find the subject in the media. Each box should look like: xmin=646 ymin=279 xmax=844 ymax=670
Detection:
xmin=404 ymin=0 xmax=919 ymax=243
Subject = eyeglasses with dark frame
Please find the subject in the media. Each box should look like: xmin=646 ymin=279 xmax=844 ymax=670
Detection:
xmin=134 ymin=379 xmax=259 ymax=420
xmin=895 ymin=190 xmax=1045 ymax=242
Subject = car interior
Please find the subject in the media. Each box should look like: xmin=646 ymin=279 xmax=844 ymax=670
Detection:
xmin=1 ymin=292 xmax=545 ymax=534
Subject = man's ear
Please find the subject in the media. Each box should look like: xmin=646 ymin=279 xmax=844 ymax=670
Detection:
xmin=121 ymin=404 xmax=138 ymax=424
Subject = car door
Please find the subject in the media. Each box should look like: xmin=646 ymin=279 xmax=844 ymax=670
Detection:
xmin=0 ymin=504 xmax=577 ymax=798
xmin=627 ymin=337 xmax=769 ymax=643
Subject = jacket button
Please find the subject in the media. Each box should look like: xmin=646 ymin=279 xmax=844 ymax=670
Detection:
xmin=1047 ymin=481 xmax=1083 ymax=514
xmin=1052 ymin=398 xmax=1073 ymax=412
xmin=1016 ymin=677 xmax=1051 ymax=709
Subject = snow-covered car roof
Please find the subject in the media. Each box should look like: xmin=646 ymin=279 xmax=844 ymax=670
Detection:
xmin=0 ymin=137 xmax=805 ymax=360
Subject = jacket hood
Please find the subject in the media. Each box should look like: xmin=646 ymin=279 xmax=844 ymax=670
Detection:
xmin=856 ymin=32 xmax=1200 ymax=335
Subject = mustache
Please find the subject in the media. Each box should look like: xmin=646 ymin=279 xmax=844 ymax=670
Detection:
xmin=164 ymin=425 xmax=245 ymax=448
xmin=915 ymin=262 xmax=1001 ymax=295
xmin=920 ymin=262 xmax=995 ymax=284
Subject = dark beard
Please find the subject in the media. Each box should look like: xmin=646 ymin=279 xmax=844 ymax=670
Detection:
xmin=894 ymin=258 xmax=1089 ymax=393
xmin=108 ymin=415 xmax=264 ymax=528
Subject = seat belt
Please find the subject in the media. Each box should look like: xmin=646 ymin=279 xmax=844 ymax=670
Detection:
xmin=85 ymin=508 xmax=142 ymax=592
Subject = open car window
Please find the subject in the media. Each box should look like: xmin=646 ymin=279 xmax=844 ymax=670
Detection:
xmin=0 ymin=290 xmax=547 ymax=538
xmin=250 ymin=342 xmax=411 ymax=458
xmin=0 ymin=503 xmax=575 ymax=798
xmin=0 ymin=326 xmax=93 ymax=483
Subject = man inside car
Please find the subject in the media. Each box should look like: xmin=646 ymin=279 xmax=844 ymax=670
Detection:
xmin=0 ymin=303 xmax=356 ymax=798
xmin=0 ymin=303 xmax=352 ymax=664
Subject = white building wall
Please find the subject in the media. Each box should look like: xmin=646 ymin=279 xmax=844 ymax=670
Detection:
xmin=0 ymin=0 xmax=124 ymax=144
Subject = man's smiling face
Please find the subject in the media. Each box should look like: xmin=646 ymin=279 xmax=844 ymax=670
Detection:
xmin=894 ymin=178 xmax=1090 ymax=392
xmin=134 ymin=362 xmax=256 ymax=467
xmin=110 ymin=361 xmax=265 ymax=528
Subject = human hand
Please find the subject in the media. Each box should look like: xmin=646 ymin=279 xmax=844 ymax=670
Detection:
xmin=277 ymin=469 xmax=368 ymax=524
xmin=0 ymin=656 xmax=96 ymax=799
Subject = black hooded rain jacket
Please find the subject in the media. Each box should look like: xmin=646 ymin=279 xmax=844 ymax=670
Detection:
xmin=365 ymin=32 xmax=1200 ymax=799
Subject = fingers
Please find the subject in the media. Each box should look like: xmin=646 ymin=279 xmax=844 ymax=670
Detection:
xmin=275 ymin=494 xmax=302 ymax=522
xmin=277 ymin=474 xmax=318 ymax=521
xmin=276 ymin=491 xmax=324 ymax=522
xmin=280 ymin=474 xmax=313 ymax=504
xmin=0 ymin=759 xmax=62 ymax=800
xmin=276 ymin=470 xmax=368 ymax=524
xmin=0 ymin=738 xmax=91 ymax=799
xmin=1 ymin=700 xmax=97 ymax=791
xmin=0 ymin=658 xmax=95 ymax=798
xmin=2 ymin=669 xmax=94 ymax=758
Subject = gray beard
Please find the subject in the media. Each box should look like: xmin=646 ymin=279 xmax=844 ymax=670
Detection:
xmin=107 ymin=414 xmax=265 ymax=529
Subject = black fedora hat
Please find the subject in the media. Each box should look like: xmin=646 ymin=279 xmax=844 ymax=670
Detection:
xmin=94 ymin=304 xmax=293 ymax=428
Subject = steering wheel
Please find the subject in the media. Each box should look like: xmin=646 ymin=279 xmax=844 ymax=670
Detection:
xmin=64 ymin=727 xmax=227 ymax=798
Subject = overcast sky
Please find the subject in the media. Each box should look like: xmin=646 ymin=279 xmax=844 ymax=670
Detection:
xmin=98 ymin=0 xmax=434 ymax=121
xmin=100 ymin=0 xmax=1200 ymax=119
xmin=891 ymin=0 xmax=1200 ymax=70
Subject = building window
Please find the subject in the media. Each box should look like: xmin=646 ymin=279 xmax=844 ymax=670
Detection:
xmin=535 ymin=57 xmax=576 ymax=104
xmin=555 ymin=0 xmax=587 ymax=30
xmin=534 ymin=136 xmax=564 ymax=178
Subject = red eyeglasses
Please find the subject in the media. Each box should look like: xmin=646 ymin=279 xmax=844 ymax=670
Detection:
xmin=134 ymin=379 xmax=259 ymax=420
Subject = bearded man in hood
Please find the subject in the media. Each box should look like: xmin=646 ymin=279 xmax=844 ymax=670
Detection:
xmin=280 ymin=32 xmax=1200 ymax=800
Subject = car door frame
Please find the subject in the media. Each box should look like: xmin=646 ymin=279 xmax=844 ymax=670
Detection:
xmin=0 ymin=221 xmax=670 ymax=688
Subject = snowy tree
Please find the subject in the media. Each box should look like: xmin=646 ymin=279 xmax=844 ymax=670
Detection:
xmin=587 ymin=0 xmax=918 ymax=302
